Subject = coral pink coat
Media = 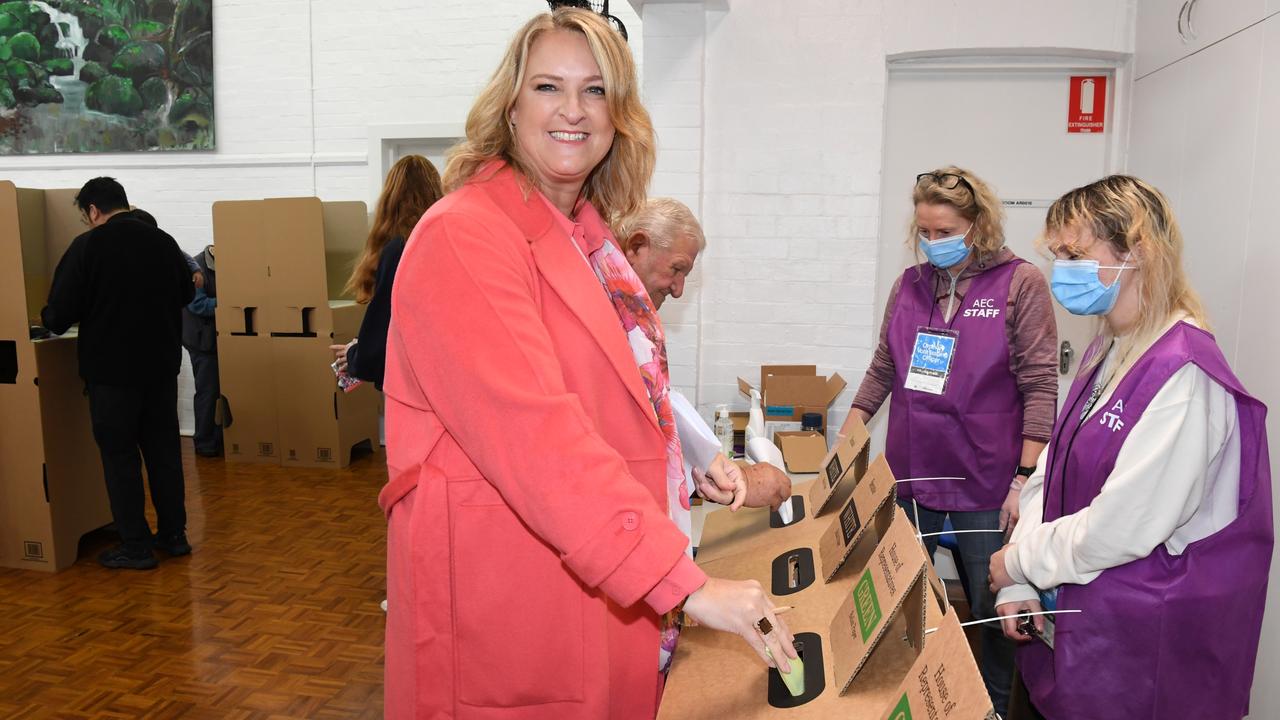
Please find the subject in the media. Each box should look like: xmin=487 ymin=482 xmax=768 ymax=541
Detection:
xmin=378 ymin=163 xmax=706 ymax=719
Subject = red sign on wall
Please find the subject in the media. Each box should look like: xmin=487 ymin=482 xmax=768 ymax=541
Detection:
xmin=1068 ymin=75 xmax=1107 ymax=133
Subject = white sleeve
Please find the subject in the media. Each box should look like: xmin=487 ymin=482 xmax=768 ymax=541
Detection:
xmin=670 ymin=391 xmax=720 ymax=496
xmin=1006 ymin=364 xmax=1230 ymax=589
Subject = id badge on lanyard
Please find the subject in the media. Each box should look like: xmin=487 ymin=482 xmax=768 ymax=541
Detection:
xmin=904 ymin=327 xmax=958 ymax=395
xmin=1035 ymin=588 xmax=1058 ymax=650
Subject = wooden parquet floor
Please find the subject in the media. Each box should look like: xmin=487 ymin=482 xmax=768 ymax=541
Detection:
xmin=0 ymin=440 xmax=389 ymax=719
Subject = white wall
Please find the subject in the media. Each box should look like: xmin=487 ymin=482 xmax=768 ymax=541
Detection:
xmin=643 ymin=0 xmax=1135 ymax=427
xmin=0 ymin=0 xmax=642 ymax=432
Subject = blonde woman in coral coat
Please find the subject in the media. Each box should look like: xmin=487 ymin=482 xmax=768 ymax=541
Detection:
xmin=378 ymin=9 xmax=797 ymax=719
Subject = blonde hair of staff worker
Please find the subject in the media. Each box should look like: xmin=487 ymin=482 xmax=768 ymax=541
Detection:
xmin=377 ymin=9 xmax=795 ymax=719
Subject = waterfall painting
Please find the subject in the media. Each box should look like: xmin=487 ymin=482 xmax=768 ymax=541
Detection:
xmin=0 ymin=0 xmax=213 ymax=154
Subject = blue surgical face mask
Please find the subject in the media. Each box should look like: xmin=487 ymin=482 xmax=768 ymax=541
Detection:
xmin=1051 ymin=254 xmax=1134 ymax=316
xmin=917 ymin=225 xmax=972 ymax=269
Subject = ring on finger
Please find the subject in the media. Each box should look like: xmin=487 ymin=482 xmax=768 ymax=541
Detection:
xmin=754 ymin=615 xmax=774 ymax=636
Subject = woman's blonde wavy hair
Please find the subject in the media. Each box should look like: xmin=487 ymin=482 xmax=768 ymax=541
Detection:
xmin=443 ymin=8 xmax=654 ymax=224
xmin=1040 ymin=174 xmax=1208 ymax=367
xmin=910 ymin=166 xmax=1005 ymax=263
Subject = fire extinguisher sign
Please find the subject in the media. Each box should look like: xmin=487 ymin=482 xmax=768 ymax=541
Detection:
xmin=1068 ymin=76 xmax=1107 ymax=133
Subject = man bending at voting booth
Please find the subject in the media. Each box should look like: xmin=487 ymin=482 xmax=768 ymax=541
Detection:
xmin=41 ymin=177 xmax=195 ymax=570
xmin=617 ymin=197 xmax=791 ymax=516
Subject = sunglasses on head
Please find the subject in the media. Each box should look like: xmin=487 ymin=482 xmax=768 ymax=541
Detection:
xmin=916 ymin=172 xmax=975 ymax=197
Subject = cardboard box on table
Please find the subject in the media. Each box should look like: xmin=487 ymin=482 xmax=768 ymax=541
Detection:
xmin=0 ymin=181 xmax=112 ymax=571
xmin=696 ymin=416 xmax=870 ymax=564
xmin=738 ymin=365 xmax=847 ymax=430
xmin=212 ymin=198 xmax=380 ymax=468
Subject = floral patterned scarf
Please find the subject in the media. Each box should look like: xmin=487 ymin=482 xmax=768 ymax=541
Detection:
xmin=544 ymin=194 xmax=690 ymax=673
xmin=585 ymin=236 xmax=691 ymax=675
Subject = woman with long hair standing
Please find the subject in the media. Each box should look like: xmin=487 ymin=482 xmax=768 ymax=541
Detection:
xmin=331 ymin=154 xmax=443 ymax=390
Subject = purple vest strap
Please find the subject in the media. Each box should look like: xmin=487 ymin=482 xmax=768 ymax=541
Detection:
xmin=886 ymin=259 xmax=1024 ymax=511
xmin=1020 ymin=322 xmax=1273 ymax=719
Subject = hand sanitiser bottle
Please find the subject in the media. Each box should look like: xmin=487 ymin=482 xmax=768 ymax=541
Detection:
xmin=746 ymin=388 xmax=766 ymax=442
xmin=715 ymin=404 xmax=733 ymax=457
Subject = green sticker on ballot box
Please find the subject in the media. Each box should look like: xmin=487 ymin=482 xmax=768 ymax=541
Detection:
xmin=853 ymin=569 xmax=882 ymax=642
xmin=890 ymin=693 xmax=913 ymax=720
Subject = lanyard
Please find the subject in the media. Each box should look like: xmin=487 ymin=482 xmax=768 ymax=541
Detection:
xmin=926 ymin=271 xmax=962 ymax=330
xmin=1043 ymin=343 xmax=1112 ymax=516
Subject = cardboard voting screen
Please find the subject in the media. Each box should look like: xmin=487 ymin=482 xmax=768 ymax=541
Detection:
xmin=212 ymin=200 xmax=273 ymax=337
xmin=818 ymin=453 xmax=898 ymax=581
xmin=807 ymin=415 xmax=870 ymax=517
xmin=829 ymin=509 xmax=938 ymax=694
xmin=878 ymin=609 xmax=996 ymax=720
xmin=213 ymin=196 xmax=378 ymax=469
xmin=0 ymin=182 xmax=112 ymax=571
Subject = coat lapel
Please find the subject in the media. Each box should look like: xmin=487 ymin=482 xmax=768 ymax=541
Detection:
xmin=475 ymin=163 xmax=662 ymax=436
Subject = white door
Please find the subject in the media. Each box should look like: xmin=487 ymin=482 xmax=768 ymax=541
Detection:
xmin=870 ymin=62 xmax=1119 ymax=452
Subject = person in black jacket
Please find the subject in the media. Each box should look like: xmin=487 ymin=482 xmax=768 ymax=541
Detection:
xmin=332 ymin=155 xmax=443 ymax=391
xmin=182 ymin=244 xmax=221 ymax=457
xmin=41 ymin=177 xmax=196 ymax=570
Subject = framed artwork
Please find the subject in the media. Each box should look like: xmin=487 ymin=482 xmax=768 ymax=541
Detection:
xmin=0 ymin=0 xmax=213 ymax=153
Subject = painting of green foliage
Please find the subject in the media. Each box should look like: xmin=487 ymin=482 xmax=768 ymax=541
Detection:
xmin=0 ymin=0 xmax=213 ymax=153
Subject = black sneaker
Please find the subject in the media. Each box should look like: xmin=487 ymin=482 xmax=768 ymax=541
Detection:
xmin=98 ymin=545 xmax=158 ymax=570
xmin=156 ymin=533 xmax=192 ymax=557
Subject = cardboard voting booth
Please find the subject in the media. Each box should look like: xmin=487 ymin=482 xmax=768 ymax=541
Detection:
xmin=212 ymin=198 xmax=380 ymax=468
xmin=660 ymin=449 xmax=992 ymax=719
xmin=879 ymin=609 xmax=999 ymax=720
xmin=0 ymin=181 xmax=113 ymax=572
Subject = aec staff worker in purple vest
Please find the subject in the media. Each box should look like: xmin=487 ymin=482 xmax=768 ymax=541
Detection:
xmin=840 ymin=166 xmax=1059 ymax=716
xmin=990 ymin=175 xmax=1272 ymax=720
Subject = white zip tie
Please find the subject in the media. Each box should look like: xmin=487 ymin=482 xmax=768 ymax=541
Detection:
xmin=916 ymin=529 xmax=1006 ymax=539
xmin=924 ymin=609 xmax=1082 ymax=635
xmin=896 ymin=476 xmax=965 ymax=483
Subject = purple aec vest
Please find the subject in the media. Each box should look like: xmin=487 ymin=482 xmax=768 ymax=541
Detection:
xmin=1020 ymin=322 xmax=1273 ymax=719
xmin=886 ymin=258 xmax=1024 ymax=511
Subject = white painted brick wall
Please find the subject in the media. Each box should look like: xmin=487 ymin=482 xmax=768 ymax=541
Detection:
xmin=642 ymin=0 xmax=1134 ymax=430
xmin=0 ymin=0 xmax=643 ymax=434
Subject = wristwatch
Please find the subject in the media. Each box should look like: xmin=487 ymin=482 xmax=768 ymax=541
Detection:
xmin=1015 ymin=465 xmax=1037 ymax=478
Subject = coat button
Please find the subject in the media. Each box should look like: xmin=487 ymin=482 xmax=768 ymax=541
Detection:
xmin=623 ymin=512 xmax=639 ymax=530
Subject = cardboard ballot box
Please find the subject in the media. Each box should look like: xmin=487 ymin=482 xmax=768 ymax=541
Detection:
xmin=661 ymin=446 xmax=991 ymax=719
xmin=212 ymin=198 xmax=380 ymax=468
xmin=0 ymin=181 xmax=112 ymax=572
xmin=738 ymin=365 xmax=846 ymax=430
xmin=879 ymin=609 xmax=998 ymax=720
xmin=697 ymin=417 xmax=870 ymax=564
xmin=661 ymin=507 xmax=957 ymax=718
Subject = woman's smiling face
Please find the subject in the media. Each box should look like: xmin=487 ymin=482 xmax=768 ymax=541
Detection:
xmin=509 ymin=29 xmax=616 ymax=211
